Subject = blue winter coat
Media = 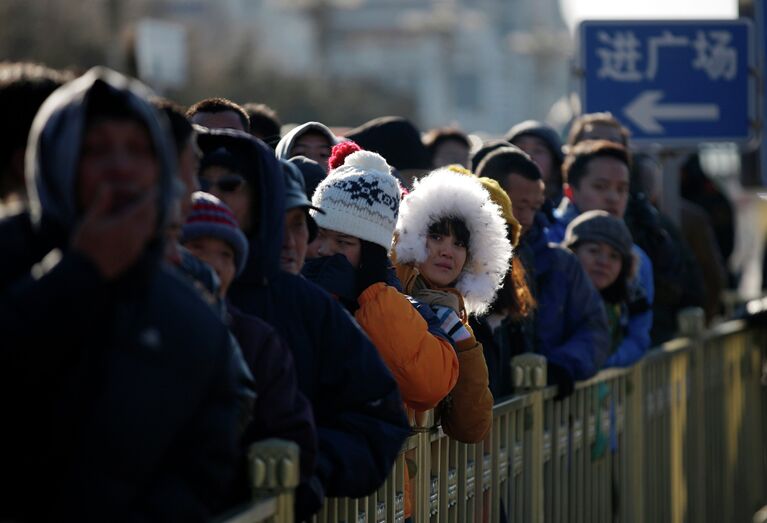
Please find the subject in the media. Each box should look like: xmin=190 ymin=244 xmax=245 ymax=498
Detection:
xmin=523 ymin=212 xmax=611 ymax=380
xmin=549 ymin=199 xmax=654 ymax=368
xmin=197 ymin=129 xmax=411 ymax=503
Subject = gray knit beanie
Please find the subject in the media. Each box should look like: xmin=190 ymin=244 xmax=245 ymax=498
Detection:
xmin=563 ymin=210 xmax=633 ymax=259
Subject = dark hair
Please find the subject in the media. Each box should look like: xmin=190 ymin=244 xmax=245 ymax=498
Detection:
xmin=186 ymin=97 xmax=249 ymax=130
xmin=423 ymin=127 xmax=470 ymax=163
xmin=0 ymin=62 xmax=73 ymax=195
xmin=562 ymin=139 xmax=631 ymax=189
xmin=475 ymin=146 xmax=542 ymax=186
xmin=567 ymin=112 xmax=630 ymax=148
xmin=490 ymin=253 xmax=536 ymax=319
xmin=151 ymin=98 xmax=193 ymax=157
xmin=243 ymin=102 xmax=281 ymax=147
xmin=428 ymin=217 xmax=471 ymax=250
xmin=470 ymin=139 xmax=513 ymax=172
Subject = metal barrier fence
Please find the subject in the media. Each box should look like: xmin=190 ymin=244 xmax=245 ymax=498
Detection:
xmin=310 ymin=315 xmax=767 ymax=523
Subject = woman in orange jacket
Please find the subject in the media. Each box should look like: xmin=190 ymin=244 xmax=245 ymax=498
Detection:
xmin=393 ymin=167 xmax=513 ymax=443
xmin=302 ymin=149 xmax=461 ymax=518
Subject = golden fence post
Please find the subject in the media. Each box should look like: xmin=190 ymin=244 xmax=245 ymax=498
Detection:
xmin=529 ymin=389 xmax=545 ymax=523
xmin=624 ymin=363 xmax=645 ymax=523
xmin=247 ymin=439 xmax=300 ymax=523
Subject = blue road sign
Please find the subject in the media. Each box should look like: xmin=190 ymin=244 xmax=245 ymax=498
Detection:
xmin=578 ymin=20 xmax=755 ymax=145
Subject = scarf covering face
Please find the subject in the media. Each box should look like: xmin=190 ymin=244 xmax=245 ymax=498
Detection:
xmin=393 ymin=168 xmax=512 ymax=316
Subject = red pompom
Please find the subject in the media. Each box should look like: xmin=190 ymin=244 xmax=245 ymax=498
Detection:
xmin=328 ymin=140 xmax=363 ymax=171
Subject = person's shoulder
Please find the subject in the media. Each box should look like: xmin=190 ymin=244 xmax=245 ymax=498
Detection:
xmin=152 ymin=265 xmax=229 ymax=339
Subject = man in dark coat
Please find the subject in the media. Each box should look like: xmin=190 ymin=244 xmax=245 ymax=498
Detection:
xmin=0 ymin=67 xmax=254 ymax=522
xmin=195 ymin=128 xmax=411 ymax=513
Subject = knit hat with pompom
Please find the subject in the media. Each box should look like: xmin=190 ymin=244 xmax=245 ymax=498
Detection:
xmin=310 ymin=150 xmax=401 ymax=250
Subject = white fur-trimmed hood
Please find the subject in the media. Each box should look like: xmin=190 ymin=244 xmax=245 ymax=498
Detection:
xmin=394 ymin=168 xmax=512 ymax=316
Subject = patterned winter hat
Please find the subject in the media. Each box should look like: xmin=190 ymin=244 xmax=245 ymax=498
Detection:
xmin=310 ymin=150 xmax=401 ymax=250
xmin=182 ymin=191 xmax=249 ymax=275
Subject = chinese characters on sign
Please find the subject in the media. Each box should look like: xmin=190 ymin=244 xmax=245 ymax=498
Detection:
xmin=597 ymin=30 xmax=738 ymax=82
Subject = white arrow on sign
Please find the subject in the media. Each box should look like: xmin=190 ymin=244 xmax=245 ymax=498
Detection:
xmin=623 ymin=90 xmax=720 ymax=134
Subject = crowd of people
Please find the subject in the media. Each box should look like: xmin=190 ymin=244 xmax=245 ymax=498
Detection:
xmin=0 ymin=62 xmax=732 ymax=522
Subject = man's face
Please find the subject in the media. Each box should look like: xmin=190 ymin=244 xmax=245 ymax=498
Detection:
xmin=501 ymin=173 xmax=545 ymax=236
xmin=571 ymin=156 xmax=630 ymax=218
xmin=281 ymin=208 xmax=309 ymax=274
xmin=513 ymin=135 xmax=554 ymax=185
xmin=291 ymin=132 xmax=332 ymax=172
xmin=190 ymin=110 xmax=245 ymax=132
xmin=198 ymin=165 xmax=252 ymax=231
xmin=78 ymin=119 xmax=159 ymax=213
xmin=432 ymin=139 xmax=469 ymax=169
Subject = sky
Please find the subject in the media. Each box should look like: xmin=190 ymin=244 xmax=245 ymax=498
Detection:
xmin=559 ymin=0 xmax=739 ymax=32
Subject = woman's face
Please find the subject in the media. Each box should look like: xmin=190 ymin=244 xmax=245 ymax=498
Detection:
xmin=198 ymin=165 xmax=252 ymax=231
xmin=573 ymin=241 xmax=622 ymax=291
xmin=418 ymin=230 xmax=468 ymax=288
xmin=307 ymin=227 xmax=362 ymax=268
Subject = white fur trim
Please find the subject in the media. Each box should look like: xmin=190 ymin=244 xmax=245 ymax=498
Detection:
xmin=394 ymin=168 xmax=513 ymax=315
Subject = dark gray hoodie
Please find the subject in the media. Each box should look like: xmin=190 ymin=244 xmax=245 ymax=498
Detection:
xmin=1 ymin=67 xmax=254 ymax=522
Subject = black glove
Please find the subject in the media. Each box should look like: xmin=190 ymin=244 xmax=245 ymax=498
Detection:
xmin=356 ymin=241 xmax=391 ymax=296
xmin=547 ymin=362 xmax=575 ymax=401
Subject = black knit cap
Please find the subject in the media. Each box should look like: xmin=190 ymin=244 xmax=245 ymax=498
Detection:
xmin=344 ymin=116 xmax=430 ymax=171
xmin=562 ymin=210 xmax=633 ymax=260
xmin=505 ymin=120 xmax=564 ymax=164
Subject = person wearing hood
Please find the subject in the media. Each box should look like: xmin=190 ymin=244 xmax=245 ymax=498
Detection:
xmin=289 ymin=154 xmax=325 ymax=199
xmin=393 ymin=167 xmax=511 ymax=442
xmin=279 ymin=159 xmax=323 ymax=275
xmin=0 ymin=67 xmax=254 ymax=521
xmin=476 ymin=145 xmax=610 ymax=397
xmin=181 ymin=191 xmax=318 ymax=516
xmin=506 ymin=120 xmax=565 ymax=207
xmin=275 ymin=121 xmax=338 ymax=172
xmin=344 ymin=116 xmax=431 ymax=190
xmin=302 ymin=149 xmax=460 ymax=520
xmin=194 ymin=127 xmax=410 ymax=512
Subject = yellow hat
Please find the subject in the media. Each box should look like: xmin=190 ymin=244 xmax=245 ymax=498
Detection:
xmin=444 ymin=164 xmax=522 ymax=247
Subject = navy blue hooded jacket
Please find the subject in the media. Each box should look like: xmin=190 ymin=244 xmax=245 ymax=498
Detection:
xmin=196 ymin=129 xmax=410 ymax=504
xmin=522 ymin=212 xmax=610 ymax=380
xmin=0 ymin=68 xmax=254 ymax=522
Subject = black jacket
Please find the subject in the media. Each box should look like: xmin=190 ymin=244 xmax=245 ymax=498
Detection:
xmin=196 ymin=129 xmax=410 ymax=504
xmin=0 ymin=68 xmax=254 ymax=522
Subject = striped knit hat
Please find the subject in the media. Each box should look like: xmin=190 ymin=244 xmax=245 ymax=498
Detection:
xmin=182 ymin=191 xmax=249 ymax=275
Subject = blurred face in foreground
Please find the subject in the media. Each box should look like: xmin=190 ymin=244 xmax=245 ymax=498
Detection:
xmin=78 ymin=118 xmax=159 ymax=215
